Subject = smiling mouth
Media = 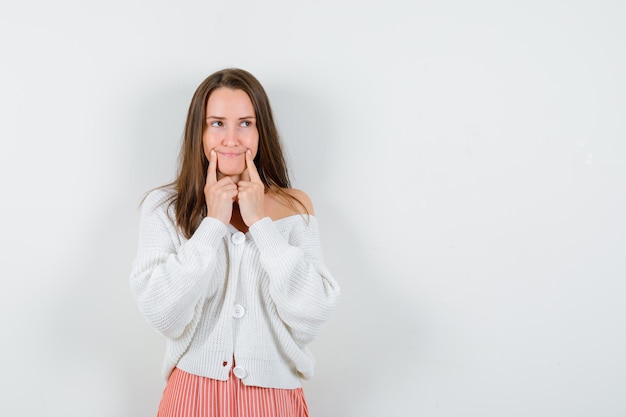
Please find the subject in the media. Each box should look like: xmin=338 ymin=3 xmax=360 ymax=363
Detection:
xmin=218 ymin=152 xmax=243 ymax=158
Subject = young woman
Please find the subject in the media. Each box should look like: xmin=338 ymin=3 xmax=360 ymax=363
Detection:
xmin=130 ymin=68 xmax=340 ymax=417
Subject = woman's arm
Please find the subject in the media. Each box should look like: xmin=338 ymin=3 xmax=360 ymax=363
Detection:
xmin=129 ymin=189 xmax=228 ymax=339
xmin=248 ymin=213 xmax=341 ymax=347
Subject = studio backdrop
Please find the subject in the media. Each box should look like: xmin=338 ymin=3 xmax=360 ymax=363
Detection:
xmin=1 ymin=1 xmax=624 ymax=416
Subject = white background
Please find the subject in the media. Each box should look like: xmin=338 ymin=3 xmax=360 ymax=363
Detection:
xmin=1 ymin=1 xmax=625 ymax=416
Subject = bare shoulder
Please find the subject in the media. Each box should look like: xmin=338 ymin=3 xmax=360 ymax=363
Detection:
xmin=284 ymin=188 xmax=315 ymax=215
xmin=265 ymin=187 xmax=315 ymax=220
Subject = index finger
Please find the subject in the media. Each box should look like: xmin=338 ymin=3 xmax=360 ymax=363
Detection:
xmin=245 ymin=149 xmax=262 ymax=183
xmin=207 ymin=149 xmax=218 ymax=184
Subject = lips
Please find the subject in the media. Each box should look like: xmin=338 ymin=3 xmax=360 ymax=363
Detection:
xmin=217 ymin=151 xmax=244 ymax=158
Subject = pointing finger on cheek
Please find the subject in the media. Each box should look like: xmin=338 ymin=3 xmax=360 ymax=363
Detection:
xmin=246 ymin=149 xmax=262 ymax=183
xmin=207 ymin=149 xmax=217 ymax=185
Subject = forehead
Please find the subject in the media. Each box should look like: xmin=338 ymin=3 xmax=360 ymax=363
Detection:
xmin=206 ymin=88 xmax=254 ymax=115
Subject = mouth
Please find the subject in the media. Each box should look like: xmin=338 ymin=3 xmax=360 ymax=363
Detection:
xmin=218 ymin=151 xmax=244 ymax=158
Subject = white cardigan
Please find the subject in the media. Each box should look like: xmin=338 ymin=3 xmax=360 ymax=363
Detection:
xmin=129 ymin=188 xmax=340 ymax=389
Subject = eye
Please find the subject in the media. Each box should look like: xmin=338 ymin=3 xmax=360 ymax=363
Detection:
xmin=240 ymin=120 xmax=251 ymax=127
xmin=210 ymin=120 xmax=223 ymax=127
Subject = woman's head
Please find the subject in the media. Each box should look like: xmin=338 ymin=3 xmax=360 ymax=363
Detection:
xmin=180 ymin=68 xmax=289 ymax=189
xmin=203 ymin=87 xmax=259 ymax=181
xmin=173 ymin=68 xmax=292 ymax=237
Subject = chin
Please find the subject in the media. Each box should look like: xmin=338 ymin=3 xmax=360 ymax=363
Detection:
xmin=218 ymin=166 xmax=245 ymax=177
xmin=217 ymin=157 xmax=245 ymax=174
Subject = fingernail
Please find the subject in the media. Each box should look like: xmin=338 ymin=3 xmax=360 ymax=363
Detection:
xmin=247 ymin=149 xmax=251 ymax=155
xmin=211 ymin=150 xmax=216 ymax=156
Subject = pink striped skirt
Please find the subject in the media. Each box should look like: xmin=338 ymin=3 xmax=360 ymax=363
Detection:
xmin=157 ymin=367 xmax=309 ymax=417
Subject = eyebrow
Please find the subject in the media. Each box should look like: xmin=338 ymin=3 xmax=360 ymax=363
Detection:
xmin=206 ymin=115 xmax=256 ymax=120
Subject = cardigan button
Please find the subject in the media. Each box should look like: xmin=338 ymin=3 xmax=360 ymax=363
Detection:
xmin=231 ymin=232 xmax=245 ymax=245
xmin=233 ymin=366 xmax=248 ymax=379
xmin=232 ymin=304 xmax=246 ymax=319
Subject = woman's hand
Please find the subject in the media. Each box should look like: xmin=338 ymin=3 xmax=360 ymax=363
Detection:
xmin=237 ymin=150 xmax=265 ymax=226
xmin=204 ymin=149 xmax=238 ymax=224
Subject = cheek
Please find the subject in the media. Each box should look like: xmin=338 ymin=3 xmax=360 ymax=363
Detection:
xmin=245 ymin=131 xmax=260 ymax=153
xmin=202 ymin=132 xmax=216 ymax=154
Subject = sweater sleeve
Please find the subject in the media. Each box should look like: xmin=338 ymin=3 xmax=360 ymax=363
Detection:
xmin=129 ymin=189 xmax=228 ymax=339
xmin=248 ymin=216 xmax=341 ymax=346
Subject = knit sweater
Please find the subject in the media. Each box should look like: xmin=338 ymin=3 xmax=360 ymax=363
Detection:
xmin=129 ymin=188 xmax=340 ymax=389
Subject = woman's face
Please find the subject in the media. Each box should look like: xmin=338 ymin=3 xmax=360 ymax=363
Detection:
xmin=203 ymin=87 xmax=259 ymax=180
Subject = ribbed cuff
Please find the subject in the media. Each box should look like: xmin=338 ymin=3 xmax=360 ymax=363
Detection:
xmin=193 ymin=217 xmax=229 ymax=247
xmin=248 ymin=217 xmax=290 ymax=256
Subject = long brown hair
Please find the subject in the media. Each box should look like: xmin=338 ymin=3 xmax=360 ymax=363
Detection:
xmin=163 ymin=68 xmax=302 ymax=238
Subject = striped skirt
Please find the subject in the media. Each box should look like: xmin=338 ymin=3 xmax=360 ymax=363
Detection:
xmin=157 ymin=367 xmax=309 ymax=417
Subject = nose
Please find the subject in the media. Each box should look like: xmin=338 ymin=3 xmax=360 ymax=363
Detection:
xmin=223 ymin=127 xmax=239 ymax=146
